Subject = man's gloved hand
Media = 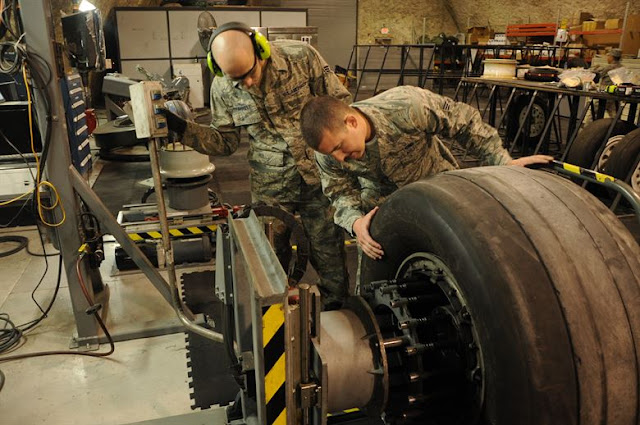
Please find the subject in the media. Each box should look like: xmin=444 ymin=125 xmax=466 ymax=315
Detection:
xmin=163 ymin=108 xmax=188 ymax=136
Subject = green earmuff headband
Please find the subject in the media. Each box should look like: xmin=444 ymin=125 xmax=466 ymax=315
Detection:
xmin=206 ymin=21 xmax=271 ymax=77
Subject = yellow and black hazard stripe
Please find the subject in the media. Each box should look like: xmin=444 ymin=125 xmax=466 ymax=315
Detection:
xmin=128 ymin=225 xmax=218 ymax=241
xmin=263 ymin=303 xmax=286 ymax=425
xmin=328 ymin=408 xmax=360 ymax=417
xmin=556 ymin=161 xmax=615 ymax=183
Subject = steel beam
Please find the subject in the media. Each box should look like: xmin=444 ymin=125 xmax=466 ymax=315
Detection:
xmin=19 ymin=0 xmax=100 ymax=347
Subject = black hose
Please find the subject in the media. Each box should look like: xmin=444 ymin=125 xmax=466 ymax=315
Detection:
xmin=0 ymin=235 xmax=28 ymax=258
xmin=141 ymin=187 xmax=156 ymax=204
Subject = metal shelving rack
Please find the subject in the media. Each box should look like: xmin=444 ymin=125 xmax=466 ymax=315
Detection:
xmin=345 ymin=43 xmax=599 ymax=101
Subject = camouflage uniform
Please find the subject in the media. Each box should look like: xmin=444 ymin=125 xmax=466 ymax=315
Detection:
xmin=316 ymin=86 xmax=512 ymax=234
xmin=180 ymin=40 xmax=351 ymax=305
xmin=586 ymin=61 xmax=622 ymax=120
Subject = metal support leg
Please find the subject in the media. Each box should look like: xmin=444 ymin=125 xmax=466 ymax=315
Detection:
xmin=509 ymin=90 xmax=539 ymax=155
xmin=354 ymin=46 xmax=372 ymax=101
xmin=68 ymin=165 xmax=224 ymax=343
xmin=453 ymin=80 xmax=464 ymax=101
xmin=533 ymin=94 xmax=563 ymax=155
xmin=20 ymin=0 xmax=100 ymax=347
xmin=489 ymin=86 xmax=499 ymax=127
xmin=562 ymin=97 xmax=594 ymax=161
xmin=373 ymin=46 xmax=390 ymax=96
xmin=481 ymin=85 xmax=497 ymax=120
xmin=495 ymin=88 xmax=517 ymax=132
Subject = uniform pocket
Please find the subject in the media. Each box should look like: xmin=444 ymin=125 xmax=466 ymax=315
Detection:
xmin=248 ymin=149 xmax=285 ymax=168
xmin=280 ymin=80 xmax=311 ymax=116
xmin=230 ymin=99 xmax=262 ymax=126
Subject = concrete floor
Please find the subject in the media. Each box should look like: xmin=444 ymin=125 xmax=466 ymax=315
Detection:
xmin=0 ymin=142 xmax=354 ymax=425
xmin=0 ymin=226 xmax=201 ymax=425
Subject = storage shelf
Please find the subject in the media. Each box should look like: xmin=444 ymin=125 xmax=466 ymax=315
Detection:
xmin=569 ymin=29 xmax=622 ymax=35
xmin=506 ymin=23 xmax=557 ymax=38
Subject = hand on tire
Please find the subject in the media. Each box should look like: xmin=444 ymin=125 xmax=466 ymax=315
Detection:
xmin=508 ymin=155 xmax=554 ymax=168
xmin=353 ymin=207 xmax=384 ymax=260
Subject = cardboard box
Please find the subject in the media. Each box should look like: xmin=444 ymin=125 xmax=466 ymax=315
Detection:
xmin=605 ymin=18 xmax=621 ymax=29
xmin=467 ymin=26 xmax=495 ymax=44
xmin=579 ymin=12 xmax=594 ymax=24
xmin=582 ymin=21 xmax=597 ymax=31
xmin=621 ymin=14 xmax=640 ymax=55
xmin=583 ymin=32 xmax=620 ymax=46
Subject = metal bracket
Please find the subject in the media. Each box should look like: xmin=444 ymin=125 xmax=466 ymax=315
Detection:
xmin=299 ymin=382 xmax=320 ymax=409
xmin=241 ymin=351 xmax=255 ymax=372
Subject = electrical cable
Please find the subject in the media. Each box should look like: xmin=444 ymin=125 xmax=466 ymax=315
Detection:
xmin=22 ymin=64 xmax=66 ymax=227
xmin=0 ymin=1 xmax=112 ymax=366
xmin=0 ymin=313 xmax=21 ymax=353
xmin=0 ymin=130 xmax=59 ymax=257
xmin=0 ymin=234 xmax=27 ymax=257
xmin=0 ymin=197 xmax=31 ymax=228
xmin=0 ymin=128 xmax=36 ymax=182
xmin=0 ymin=253 xmax=115 ymax=363
xmin=19 ymin=225 xmax=62 ymax=328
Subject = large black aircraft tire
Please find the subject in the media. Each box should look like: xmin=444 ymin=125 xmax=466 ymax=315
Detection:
xmin=565 ymin=118 xmax=636 ymax=168
xmin=361 ymin=166 xmax=640 ymax=425
xmin=602 ymin=128 xmax=640 ymax=193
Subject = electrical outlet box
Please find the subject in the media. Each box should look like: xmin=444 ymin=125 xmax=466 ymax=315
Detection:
xmin=128 ymin=81 xmax=168 ymax=139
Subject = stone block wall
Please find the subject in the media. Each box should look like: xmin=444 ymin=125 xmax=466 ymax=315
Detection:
xmin=358 ymin=0 xmax=639 ymax=44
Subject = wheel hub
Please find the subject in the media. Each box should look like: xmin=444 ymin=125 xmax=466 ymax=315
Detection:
xmin=362 ymin=253 xmax=484 ymax=424
xmin=518 ymin=103 xmax=545 ymax=138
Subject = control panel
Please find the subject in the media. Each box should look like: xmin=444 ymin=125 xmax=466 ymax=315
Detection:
xmin=128 ymin=81 xmax=169 ymax=139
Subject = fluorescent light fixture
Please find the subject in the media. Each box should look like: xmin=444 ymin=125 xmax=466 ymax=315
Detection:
xmin=78 ymin=0 xmax=96 ymax=11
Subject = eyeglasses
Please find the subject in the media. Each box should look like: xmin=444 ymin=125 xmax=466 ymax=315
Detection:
xmin=228 ymin=55 xmax=257 ymax=82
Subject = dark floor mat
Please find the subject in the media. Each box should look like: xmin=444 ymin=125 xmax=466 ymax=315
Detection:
xmin=93 ymin=161 xmax=153 ymax=215
xmin=182 ymin=270 xmax=239 ymax=410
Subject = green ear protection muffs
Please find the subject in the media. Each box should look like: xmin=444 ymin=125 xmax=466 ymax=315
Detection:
xmin=206 ymin=22 xmax=271 ymax=77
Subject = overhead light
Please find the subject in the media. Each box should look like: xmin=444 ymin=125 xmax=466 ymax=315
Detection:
xmin=78 ymin=0 xmax=96 ymax=11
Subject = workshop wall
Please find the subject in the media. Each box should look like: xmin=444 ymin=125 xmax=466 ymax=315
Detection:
xmin=51 ymin=0 xmax=162 ymax=41
xmin=358 ymin=0 xmax=639 ymax=44
xmin=357 ymin=0 xmax=459 ymax=44
xmin=451 ymin=0 xmax=638 ymax=32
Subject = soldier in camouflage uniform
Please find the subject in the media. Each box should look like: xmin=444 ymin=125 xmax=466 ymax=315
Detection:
xmin=164 ymin=28 xmax=351 ymax=308
xmin=299 ymin=86 xmax=552 ymax=260
xmin=587 ymin=48 xmax=623 ymax=120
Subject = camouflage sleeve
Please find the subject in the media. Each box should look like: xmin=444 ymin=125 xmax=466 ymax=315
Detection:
xmin=180 ymin=79 xmax=241 ymax=156
xmin=408 ymin=89 xmax=512 ymax=166
xmin=306 ymin=45 xmax=353 ymax=104
xmin=181 ymin=122 xmax=240 ymax=156
xmin=315 ymin=153 xmax=363 ymax=234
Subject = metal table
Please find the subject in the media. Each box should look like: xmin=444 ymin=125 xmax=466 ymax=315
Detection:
xmin=456 ymin=76 xmax=640 ymax=159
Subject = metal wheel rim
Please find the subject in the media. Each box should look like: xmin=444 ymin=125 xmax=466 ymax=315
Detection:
xmin=394 ymin=253 xmax=485 ymax=422
xmin=597 ymin=135 xmax=625 ymax=171
xmin=632 ymin=160 xmax=640 ymax=194
xmin=363 ymin=252 xmax=485 ymax=423
xmin=518 ymin=103 xmax=546 ymax=138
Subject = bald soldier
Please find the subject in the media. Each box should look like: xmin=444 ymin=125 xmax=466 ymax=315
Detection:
xmin=163 ymin=22 xmax=351 ymax=309
xmin=300 ymin=86 xmax=552 ymax=260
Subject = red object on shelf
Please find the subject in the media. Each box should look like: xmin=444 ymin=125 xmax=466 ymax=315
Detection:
xmin=506 ymin=23 xmax=557 ymax=37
